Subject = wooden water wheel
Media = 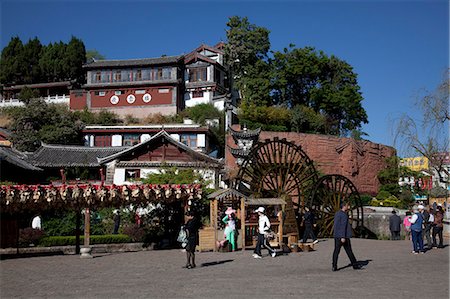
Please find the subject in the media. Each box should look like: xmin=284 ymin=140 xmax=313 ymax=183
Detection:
xmin=308 ymin=174 xmax=363 ymax=238
xmin=234 ymin=137 xmax=319 ymax=238
xmin=234 ymin=137 xmax=318 ymax=202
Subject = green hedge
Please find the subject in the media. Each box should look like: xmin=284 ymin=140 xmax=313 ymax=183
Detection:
xmin=38 ymin=234 xmax=132 ymax=247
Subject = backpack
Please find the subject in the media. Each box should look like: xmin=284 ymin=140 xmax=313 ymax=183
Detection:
xmin=177 ymin=226 xmax=188 ymax=247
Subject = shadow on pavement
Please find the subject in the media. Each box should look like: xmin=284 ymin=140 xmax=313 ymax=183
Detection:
xmin=338 ymin=259 xmax=372 ymax=271
xmin=200 ymin=259 xmax=234 ymax=267
xmin=0 ymin=251 xmax=65 ymax=260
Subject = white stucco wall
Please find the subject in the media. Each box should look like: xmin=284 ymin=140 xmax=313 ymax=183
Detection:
xmin=113 ymin=168 xmax=126 ymax=185
xmin=140 ymin=134 xmax=151 ymax=143
xmin=111 ymin=135 xmax=123 ymax=146
xmin=197 ymin=134 xmax=206 ymax=148
xmin=170 ymin=134 xmax=180 ymax=141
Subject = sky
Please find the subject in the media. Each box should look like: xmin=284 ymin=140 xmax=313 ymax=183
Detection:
xmin=1 ymin=0 xmax=448 ymax=154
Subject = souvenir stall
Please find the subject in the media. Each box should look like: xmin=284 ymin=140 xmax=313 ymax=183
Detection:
xmin=242 ymin=197 xmax=287 ymax=249
xmin=199 ymin=189 xmax=247 ymax=251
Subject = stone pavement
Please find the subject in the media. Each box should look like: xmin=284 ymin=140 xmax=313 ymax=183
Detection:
xmin=0 ymin=239 xmax=448 ymax=299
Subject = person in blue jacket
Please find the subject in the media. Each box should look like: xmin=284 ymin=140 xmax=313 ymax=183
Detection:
xmin=332 ymin=202 xmax=362 ymax=271
xmin=409 ymin=204 xmax=425 ymax=254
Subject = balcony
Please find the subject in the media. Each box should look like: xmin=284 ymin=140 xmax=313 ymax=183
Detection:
xmin=0 ymin=95 xmax=70 ymax=107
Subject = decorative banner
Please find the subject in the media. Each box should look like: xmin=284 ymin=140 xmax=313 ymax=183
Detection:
xmin=126 ymin=94 xmax=136 ymax=104
xmin=110 ymin=95 xmax=119 ymax=105
xmin=0 ymin=184 xmax=202 ymax=213
xmin=142 ymin=93 xmax=152 ymax=103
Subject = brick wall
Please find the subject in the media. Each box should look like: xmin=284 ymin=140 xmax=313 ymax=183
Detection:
xmin=226 ymin=126 xmax=396 ymax=195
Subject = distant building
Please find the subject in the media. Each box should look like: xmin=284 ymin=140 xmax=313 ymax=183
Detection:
xmin=0 ymin=81 xmax=72 ymax=107
xmin=70 ymin=43 xmax=235 ymax=122
xmin=399 ymin=156 xmax=429 ymax=172
xmin=82 ymin=123 xmax=212 ymax=154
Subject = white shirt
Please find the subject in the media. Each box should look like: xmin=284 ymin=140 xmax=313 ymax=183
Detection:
xmin=409 ymin=214 xmax=418 ymax=224
xmin=258 ymin=214 xmax=271 ymax=234
xmin=32 ymin=216 xmax=41 ymax=229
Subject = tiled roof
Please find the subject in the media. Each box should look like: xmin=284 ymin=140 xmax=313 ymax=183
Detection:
xmin=229 ymin=126 xmax=261 ymax=140
xmin=82 ymin=79 xmax=179 ymax=88
xmin=0 ymin=146 xmax=42 ymax=171
xmin=207 ymin=188 xmax=247 ymax=200
xmin=186 ymin=81 xmax=217 ymax=89
xmin=246 ymin=197 xmax=286 ymax=206
xmin=98 ymin=130 xmax=223 ymax=167
xmin=27 ymin=144 xmax=128 ymax=167
xmin=3 ymin=81 xmax=72 ymax=90
xmin=83 ymin=56 xmax=182 ymax=69
xmin=116 ymin=161 xmax=218 ymax=168
xmin=228 ymin=147 xmax=250 ymax=158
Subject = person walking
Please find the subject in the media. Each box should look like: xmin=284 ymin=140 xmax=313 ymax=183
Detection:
xmin=222 ymin=207 xmax=237 ymax=251
xmin=302 ymin=206 xmax=318 ymax=244
xmin=389 ymin=210 xmax=401 ymax=240
xmin=409 ymin=205 xmax=425 ymax=254
xmin=332 ymin=202 xmax=362 ymax=271
xmin=184 ymin=211 xmax=200 ymax=269
xmin=113 ymin=209 xmax=121 ymax=234
xmin=432 ymin=205 xmax=444 ymax=248
xmin=252 ymin=207 xmax=276 ymax=258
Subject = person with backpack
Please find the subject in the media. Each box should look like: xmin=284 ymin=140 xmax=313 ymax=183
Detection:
xmin=409 ymin=205 xmax=425 ymax=254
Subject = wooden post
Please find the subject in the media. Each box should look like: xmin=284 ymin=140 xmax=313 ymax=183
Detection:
xmin=241 ymin=197 xmax=245 ymax=250
xmin=75 ymin=210 xmax=81 ymax=254
xmin=213 ymin=200 xmax=218 ymax=252
xmin=80 ymin=208 xmax=93 ymax=258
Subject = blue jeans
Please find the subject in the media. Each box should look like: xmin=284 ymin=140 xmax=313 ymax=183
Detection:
xmin=411 ymin=230 xmax=424 ymax=252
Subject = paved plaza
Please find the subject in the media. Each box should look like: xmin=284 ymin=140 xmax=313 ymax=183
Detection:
xmin=0 ymin=238 xmax=448 ymax=299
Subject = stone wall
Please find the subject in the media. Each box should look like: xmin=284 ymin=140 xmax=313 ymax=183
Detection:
xmin=226 ymin=125 xmax=396 ymax=195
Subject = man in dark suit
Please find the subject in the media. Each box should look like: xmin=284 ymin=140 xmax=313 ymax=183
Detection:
xmin=332 ymin=202 xmax=362 ymax=271
xmin=389 ymin=210 xmax=401 ymax=240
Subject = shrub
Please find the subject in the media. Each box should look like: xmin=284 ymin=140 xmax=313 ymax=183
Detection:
xmin=18 ymin=228 xmax=45 ymax=247
xmin=37 ymin=234 xmax=131 ymax=247
xmin=123 ymin=224 xmax=146 ymax=242
xmin=360 ymin=194 xmax=373 ymax=205
xmin=376 ymin=190 xmax=391 ymax=200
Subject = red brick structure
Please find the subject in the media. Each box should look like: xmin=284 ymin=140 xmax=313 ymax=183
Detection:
xmin=226 ymin=125 xmax=396 ymax=195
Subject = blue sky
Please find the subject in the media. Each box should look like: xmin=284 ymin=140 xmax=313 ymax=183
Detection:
xmin=1 ymin=0 xmax=448 ymax=154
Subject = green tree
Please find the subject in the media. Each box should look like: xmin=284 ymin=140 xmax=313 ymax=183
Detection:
xmin=64 ymin=36 xmax=86 ymax=84
xmin=8 ymin=100 xmax=84 ymax=151
xmin=224 ymin=16 xmax=271 ymax=84
xmin=182 ymin=103 xmax=225 ymax=157
xmin=142 ymin=167 xmax=205 ymax=185
xmin=73 ymin=107 xmax=123 ymax=125
xmin=18 ymin=87 xmax=40 ymax=104
xmin=272 ymin=47 xmax=368 ymax=135
xmin=86 ymin=49 xmax=105 ymax=62
xmin=0 ymin=36 xmax=25 ymax=84
xmin=22 ymin=37 xmax=43 ymax=84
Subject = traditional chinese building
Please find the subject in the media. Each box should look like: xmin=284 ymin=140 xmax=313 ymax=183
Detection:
xmin=0 ymin=81 xmax=72 ymax=107
xmin=82 ymin=123 xmax=212 ymax=154
xmin=69 ymin=43 xmax=234 ymax=120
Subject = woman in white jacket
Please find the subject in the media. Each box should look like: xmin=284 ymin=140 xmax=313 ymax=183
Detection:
xmin=252 ymin=207 xmax=277 ymax=258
